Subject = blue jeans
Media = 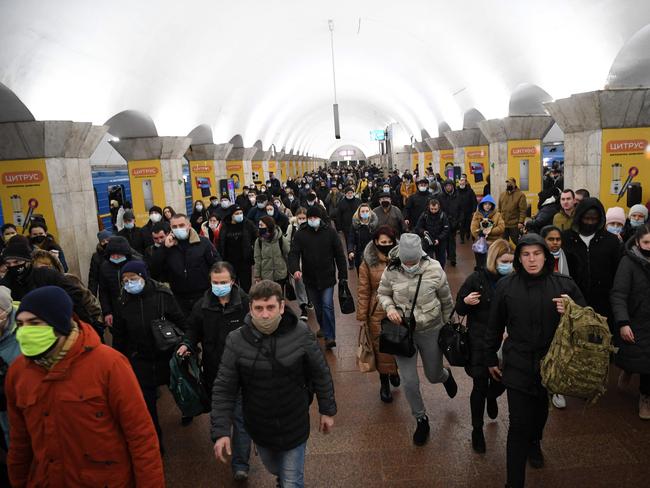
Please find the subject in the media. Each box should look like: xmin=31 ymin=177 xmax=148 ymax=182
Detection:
xmin=305 ymin=285 xmax=336 ymax=340
xmin=232 ymin=396 xmax=252 ymax=473
xmin=257 ymin=441 xmax=307 ymax=488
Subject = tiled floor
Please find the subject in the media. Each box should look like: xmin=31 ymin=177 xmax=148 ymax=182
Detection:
xmin=160 ymin=239 xmax=650 ymax=487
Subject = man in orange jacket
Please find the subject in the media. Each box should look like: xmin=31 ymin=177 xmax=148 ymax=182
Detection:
xmin=5 ymin=286 xmax=164 ymax=488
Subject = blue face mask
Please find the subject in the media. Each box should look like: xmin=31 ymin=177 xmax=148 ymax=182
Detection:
xmin=172 ymin=228 xmax=189 ymax=240
xmin=124 ymin=279 xmax=144 ymax=294
xmin=308 ymin=219 xmax=321 ymax=228
xmin=212 ymin=283 xmax=232 ymax=297
xmin=124 ymin=222 xmax=134 ymax=229
xmin=497 ymin=263 xmax=513 ymax=276
xmin=607 ymin=225 xmax=622 ymax=235
xmin=402 ymin=263 xmax=420 ymax=274
xmin=110 ymin=256 xmax=127 ymax=264
xmin=630 ymin=219 xmax=645 ymax=228
xmin=234 ymin=214 xmax=244 ymax=223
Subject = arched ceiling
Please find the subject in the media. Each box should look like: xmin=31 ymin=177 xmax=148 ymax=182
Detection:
xmin=1 ymin=0 xmax=649 ymax=157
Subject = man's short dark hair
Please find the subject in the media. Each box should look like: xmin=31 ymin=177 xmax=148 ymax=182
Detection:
xmin=210 ymin=261 xmax=236 ymax=280
xmin=561 ymin=189 xmax=575 ymax=198
xmin=151 ymin=222 xmax=170 ymax=233
xmin=170 ymin=213 xmax=188 ymax=221
xmin=249 ymin=280 xmax=283 ymax=303
xmin=576 ymin=189 xmax=590 ymax=198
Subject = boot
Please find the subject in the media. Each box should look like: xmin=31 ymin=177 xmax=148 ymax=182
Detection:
xmin=389 ymin=373 xmax=401 ymax=387
xmin=443 ymin=368 xmax=458 ymax=398
xmin=486 ymin=396 xmax=498 ymax=419
xmin=380 ymin=374 xmax=393 ymax=403
xmin=639 ymin=394 xmax=650 ymax=420
xmin=471 ymin=427 xmax=486 ymax=453
xmin=528 ymin=440 xmax=544 ymax=468
xmin=413 ymin=415 xmax=430 ymax=446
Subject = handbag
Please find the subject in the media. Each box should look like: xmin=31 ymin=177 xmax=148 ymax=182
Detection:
xmin=168 ymin=354 xmax=211 ymax=417
xmin=471 ymin=235 xmax=488 ymax=254
xmin=338 ymin=280 xmax=355 ymax=314
xmin=379 ymin=274 xmax=423 ymax=358
xmin=284 ymin=280 xmax=297 ymax=301
xmin=151 ymin=294 xmax=184 ymax=353
xmin=356 ymin=325 xmax=376 ymax=373
xmin=438 ymin=307 xmax=470 ymax=367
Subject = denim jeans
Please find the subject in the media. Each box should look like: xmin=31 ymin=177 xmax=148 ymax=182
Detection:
xmin=291 ymin=274 xmax=309 ymax=306
xmin=305 ymin=285 xmax=336 ymax=340
xmin=231 ymin=396 xmax=252 ymax=474
xmin=257 ymin=441 xmax=307 ymax=488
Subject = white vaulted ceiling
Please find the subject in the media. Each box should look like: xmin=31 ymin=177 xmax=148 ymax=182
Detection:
xmin=1 ymin=0 xmax=649 ymax=157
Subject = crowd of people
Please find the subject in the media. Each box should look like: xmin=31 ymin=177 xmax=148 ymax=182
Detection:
xmin=0 ymin=162 xmax=648 ymax=488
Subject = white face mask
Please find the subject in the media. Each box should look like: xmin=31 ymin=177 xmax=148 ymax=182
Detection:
xmin=149 ymin=212 xmax=162 ymax=223
xmin=195 ymin=204 xmax=203 ymax=211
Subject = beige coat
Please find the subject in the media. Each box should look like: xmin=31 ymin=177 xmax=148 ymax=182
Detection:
xmin=470 ymin=208 xmax=506 ymax=243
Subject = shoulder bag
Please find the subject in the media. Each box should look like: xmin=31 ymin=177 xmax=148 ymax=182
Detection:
xmin=379 ymin=274 xmax=422 ymax=358
xmin=151 ymin=293 xmax=184 ymax=353
xmin=438 ymin=307 xmax=469 ymax=367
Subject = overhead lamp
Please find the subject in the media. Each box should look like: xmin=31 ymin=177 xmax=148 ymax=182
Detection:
xmin=328 ymin=19 xmax=340 ymax=139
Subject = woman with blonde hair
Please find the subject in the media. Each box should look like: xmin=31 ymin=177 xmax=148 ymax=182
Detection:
xmin=455 ymin=238 xmax=514 ymax=453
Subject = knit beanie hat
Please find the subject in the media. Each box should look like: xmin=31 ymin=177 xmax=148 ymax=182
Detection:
xmin=97 ymin=229 xmax=113 ymax=242
xmin=2 ymin=235 xmax=32 ymax=261
xmin=398 ymin=233 xmax=424 ymax=263
xmin=120 ymin=260 xmax=149 ymax=279
xmin=0 ymin=285 xmax=12 ymax=312
xmin=17 ymin=286 xmax=73 ymax=335
xmin=605 ymin=207 xmax=626 ymax=226
xmin=105 ymin=236 xmax=132 ymax=257
xmin=306 ymin=206 xmax=322 ymax=219
xmin=629 ymin=204 xmax=648 ymax=220
xmin=123 ymin=210 xmax=135 ymax=221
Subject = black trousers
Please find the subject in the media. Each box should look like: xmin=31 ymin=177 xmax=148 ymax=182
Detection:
xmin=503 ymin=226 xmax=521 ymax=246
xmin=470 ymin=376 xmax=506 ymax=428
xmin=506 ymin=387 xmax=549 ymax=488
xmin=460 ymin=214 xmax=472 ymax=241
xmin=446 ymin=227 xmax=457 ymax=262
xmin=640 ymin=374 xmax=650 ymax=395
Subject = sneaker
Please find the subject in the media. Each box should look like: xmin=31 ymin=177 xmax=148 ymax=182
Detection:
xmin=389 ymin=373 xmax=401 ymax=387
xmin=413 ymin=415 xmax=430 ymax=446
xmin=471 ymin=428 xmax=486 ymax=453
xmin=552 ymin=394 xmax=567 ymax=409
xmin=486 ymin=397 xmax=499 ymax=419
xmin=299 ymin=304 xmax=308 ymax=322
xmin=325 ymin=339 xmax=336 ymax=349
xmin=233 ymin=471 xmax=249 ymax=481
xmin=618 ymin=371 xmax=632 ymax=391
xmin=443 ymin=368 xmax=458 ymax=398
xmin=639 ymin=394 xmax=650 ymax=420
xmin=528 ymin=440 xmax=544 ymax=469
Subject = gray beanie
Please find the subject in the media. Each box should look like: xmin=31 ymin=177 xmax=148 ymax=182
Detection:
xmin=629 ymin=204 xmax=648 ymax=220
xmin=398 ymin=233 xmax=424 ymax=263
xmin=0 ymin=286 xmax=12 ymax=312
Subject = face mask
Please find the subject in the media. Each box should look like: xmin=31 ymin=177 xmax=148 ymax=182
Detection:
xmin=221 ymin=200 xmax=231 ymax=209
xmin=31 ymin=235 xmax=46 ymax=244
xmin=579 ymin=222 xmax=599 ymax=236
xmin=124 ymin=222 xmax=134 ymax=230
xmin=304 ymin=184 xmax=310 ymax=190
xmin=154 ymin=242 xmax=162 ymax=248
xmin=16 ymin=325 xmax=58 ymax=358
xmin=630 ymin=219 xmax=645 ymax=228
xmin=402 ymin=263 xmax=420 ymax=274
xmin=110 ymin=256 xmax=127 ymax=264
xmin=6 ymin=264 xmax=27 ymax=279
xmin=234 ymin=214 xmax=244 ymax=223
xmin=211 ymin=201 xmax=219 ymax=207
xmin=150 ymin=213 xmax=162 ymax=223
xmin=173 ymin=228 xmax=189 ymax=240
xmin=376 ymin=243 xmax=395 ymax=255
xmin=549 ymin=249 xmax=561 ymax=258
xmin=506 ymin=185 xmax=514 ymax=191
xmin=249 ymin=197 xmax=256 ymax=204
xmin=251 ymin=314 xmax=282 ymax=335
xmin=418 ymin=186 xmax=428 ymax=192
xmin=212 ymin=283 xmax=232 ymax=297
xmin=346 ymin=194 xmax=354 ymax=200
xmin=497 ymin=263 xmax=513 ymax=276
xmin=257 ymin=202 xmax=266 ymax=209
xmin=124 ymin=279 xmax=145 ymax=295
xmin=383 ymin=187 xmax=390 ymax=193
xmin=639 ymin=247 xmax=650 ymax=257
xmin=607 ymin=225 xmax=622 ymax=235
xmin=261 ymin=187 xmax=267 ymax=192
xmin=360 ymin=212 xmax=370 ymax=219
xmin=288 ymin=196 xmax=294 ymax=201
xmin=195 ymin=205 xmax=203 ymax=211
xmin=308 ymin=219 xmax=321 ymax=229
xmin=381 ymin=201 xmax=391 ymax=208
xmin=209 ymin=222 xmax=218 ymax=230
xmin=259 ymin=228 xmax=269 ymax=237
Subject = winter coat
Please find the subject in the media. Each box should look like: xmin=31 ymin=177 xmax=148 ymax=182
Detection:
xmin=190 ymin=208 xmax=208 ymax=233
xmin=372 ymin=205 xmax=406 ymax=235
xmin=88 ymin=243 xmax=106 ymax=296
xmin=347 ymin=210 xmax=379 ymax=268
xmin=112 ymin=280 xmax=187 ymax=387
xmin=288 ymin=221 xmax=347 ymax=290
xmin=400 ymin=181 xmax=417 ymax=205
xmin=530 ymin=201 xmax=560 ymax=233
xmin=6 ymin=321 xmax=164 ymax=488
xmin=184 ymin=286 xmax=250 ymax=388
xmin=552 ymin=208 xmax=574 ymax=232
xmin=562 ymin=198 xmax=621 ymax=322
xmin=404 ymin=190 xmax=432 ymax=227
xmin=200 ymin=221 xmax=221 ymax=248
xmin=377 ymin=248 xmax=454 ymax=332
xmin=456 ymin=269 xmax=504 ymax=378
xmin=357 ymin=242 xmax=397 ymax=374
xmin=218 ymin=218 xmax=258 ymax=266
xmin=457 ymin=185 xmax=477 ymax=217
xmin=498 ymin=187 xmax=528 ymax=227
xmin=0 ymin=307 xmax=20 ymax=446
xmin=325 ymin=191 xmax=343 ymax=223
xmin=162 ymin=228 xmax=219 ymax=298
xmin=336 ymin=196 xmax=362 ymax=236
xmin=415 ymin=210 xmax=450 ymax=244
xmin=485 ymin=233 xmax=586 ymax=395
xmin=117 ymin=226 xmax=146 ymax=255
xmin=247 ymin=205 xmax=269 ymax=224
xmin=610 ymin=241 xmax=650 ymax=374
xmin=254 ymin=228 xmax=290 ymax=281
xmin=98 ymin=257 xmax=137 ymax=317
xmin=210 ymin=311 xmax=336 ymax=450
xmin=470 ymin=195 xmax=506 ymax=243
xmin=439 ymin=184 xmax=463 ymax=228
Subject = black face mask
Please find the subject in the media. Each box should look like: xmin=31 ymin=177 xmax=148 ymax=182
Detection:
xmin=6 ymin=263 xmax=28 ymax=280
xmin=381 ymin=201 xmax=391 ymax=208
xmin=506 ymin=185 xmax=514 ymax=191
xmin=31 ymin=235 xmax=46 ymax=245
xmin=579 ymin=222 xmax=599 ymax=236
xmin=376 ymin=243 xmax=395 ymax=255
xmin=639 ymin=247 xmax=650 ymax=257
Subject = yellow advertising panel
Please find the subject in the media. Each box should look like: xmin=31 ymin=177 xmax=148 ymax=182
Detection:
xmin=440 ymin=150 xmax=455 ymax=179
xmin=507 ymin=140 xmax=542 ymax=208
xmin=268 ymin=160 xmax=278 ymax=177
xmin=279 ymin=160 xmax=287 ymax=181
xmin=226 ymin=161 xmax=245 ymax=194
xmin=0 ymin=159 xmax=58 ymax=238
xmin=128 ymin=160 xmax=165 ymax=226
xmin=464 ymin=145 xmax=489 ymax=196
xmin=251 ymin=161 xmax=264 ymax=184
xmin=424 ymin=152 xmax=433 ymax=172
xmin=411 ymin=153 xmax=419 ymax=172
xmin=600 ymin=128 xmax=650 ymax=211
xmin=188 ymin=160 xmax=217 ymax=202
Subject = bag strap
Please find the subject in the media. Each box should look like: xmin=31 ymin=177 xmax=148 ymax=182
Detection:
xmin=408 ymin=274 xmax=423 ymax=328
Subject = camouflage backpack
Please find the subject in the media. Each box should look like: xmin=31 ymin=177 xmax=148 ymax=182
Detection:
xmin=541 ymin=298 xmax=616 ymax=405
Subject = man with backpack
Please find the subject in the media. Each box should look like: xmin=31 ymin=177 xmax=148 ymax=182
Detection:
xmin=485 ymin=234 xmax=585 ymax=488
xmin=211 ymin=280 xmax=336 ymax=488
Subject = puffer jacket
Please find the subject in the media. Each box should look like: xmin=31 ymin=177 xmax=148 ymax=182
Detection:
xmin=347 ymin=210 xmax=379 ymax=268
xmin=210 ymin=310 xmax=336 ymax=450
xmin=610 ymin=240 xmax=650 ymax=374
xmin=357 ymin=242 xmax=397 ymax=374
xmin=400 ymin=180 xmax=417 ymax=205
xmin=377 ymin=247 xmax=453 ymax=331
xmin=498 ymin=187 xmax=528 ymax=227
xmin=470 ymin=195 xmax=506 ymax=243
xmin=253 ymin=228 xmax=289 ymax=281
xmin=439 ymin=181 xmax=463 ymax=228
xmin=414 ymin=209 xmax=450 ymax=243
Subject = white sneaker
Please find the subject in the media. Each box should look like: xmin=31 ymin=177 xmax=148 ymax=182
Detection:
xmin=552 ymin=394 xmax=566 ymax=409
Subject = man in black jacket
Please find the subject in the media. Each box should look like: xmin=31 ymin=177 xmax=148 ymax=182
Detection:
xmin=561 ymin=197 xmax=621 ymax=332
xmin=439 ymin=179 xmax=462 ymax=266
xmin=335 ymin=187 xmax=361 ymax=241
xmin=456 ymin=175 xmax=477 ymax=243
xmin=88 ymin=229 xmax=112 ymax=296
xmin=289 ymin=206 xmax=347 ymax=348
xmin=178 ymin=262 xmax=252 ymax=481
xmin=404 ymin=178 xmax=432 ymax=230
xmin=117 ymin=210 xmax=146 ymax=255
xmin=212 ymin=280 xmax=336 ymax=487
xmin=485 ymin=234 xmax=585 ymax=488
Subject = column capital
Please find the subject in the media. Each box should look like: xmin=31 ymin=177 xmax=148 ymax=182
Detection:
xmin=478 ymin=116 xmax=554 ymax=143
xmin=424 ymin=136 xmax=452 ymax=151
xmin=444 ymin=128 xmax=488 ymax=148
xmin=109 ymin=136 xmax=191 ymax=161
xmin=185 ymin=143 xmax=233 ymax=160
xmin=227 ymin=146 xmax=258 ymax=161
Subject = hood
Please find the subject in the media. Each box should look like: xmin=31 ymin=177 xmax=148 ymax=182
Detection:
xmin=443 ymin=179 xmax=456 ymax=194
xmin=624 ymin=237 xmax=650 ymax=269
xmin=513 ymin=233 xmax=554 ymax=275
xmin=362 ymin=241 xmax=389 ymax=267
xmin=477 ymin=194 xmax=497 ymax=215
xmin=571 ymin=197 xmax=606 ymax=233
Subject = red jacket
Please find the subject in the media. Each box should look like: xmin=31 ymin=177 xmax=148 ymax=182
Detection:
xmin=6 ymin=321 xmax=164 ymax=488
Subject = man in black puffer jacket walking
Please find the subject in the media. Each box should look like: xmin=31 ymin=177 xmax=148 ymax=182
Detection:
xmin=439 ymin=179 xmax=462 ymax=266
xmin=212 ymin=280 xmax=336 ymax=488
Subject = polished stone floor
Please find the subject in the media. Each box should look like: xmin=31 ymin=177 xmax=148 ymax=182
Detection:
xmin=160 ymin=239 xmax=650 ymax=487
